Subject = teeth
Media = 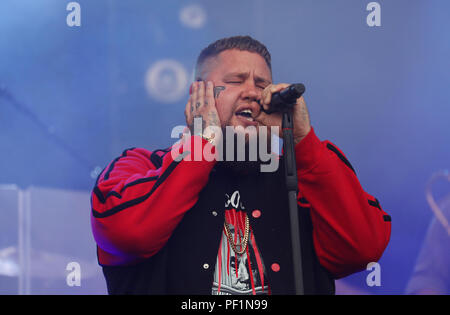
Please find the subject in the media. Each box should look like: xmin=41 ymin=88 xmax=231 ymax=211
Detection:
xmin=236 ymin=108 xmax=254 ymax=122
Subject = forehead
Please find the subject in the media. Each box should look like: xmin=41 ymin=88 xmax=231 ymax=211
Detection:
xmin=204 ymin=49 xmax=272 ymax=81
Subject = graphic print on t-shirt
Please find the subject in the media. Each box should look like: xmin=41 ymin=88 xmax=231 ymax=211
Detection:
xmin=212 ymin=190 xmax=270 ymax=295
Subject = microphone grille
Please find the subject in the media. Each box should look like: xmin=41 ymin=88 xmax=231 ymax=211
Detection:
xmin=290 ymin=84 xmax=305 ymax=97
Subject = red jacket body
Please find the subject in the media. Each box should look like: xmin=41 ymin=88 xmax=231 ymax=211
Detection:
xmin=91 ymin=128 xmax=391 ymax=294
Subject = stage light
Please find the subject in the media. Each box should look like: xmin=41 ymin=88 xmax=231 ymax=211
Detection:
xmin=145 ymin=59 xmax=188 ymax=103
xmin=179 ymin=4 xmax=207 ymax=29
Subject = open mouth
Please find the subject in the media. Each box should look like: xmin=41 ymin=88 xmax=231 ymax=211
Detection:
xmin=235 ymin=109 xmax=254 ymax=121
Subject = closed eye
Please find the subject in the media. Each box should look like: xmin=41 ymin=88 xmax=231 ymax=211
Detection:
xmin=227 ymin=82 xmax=266 ymax=89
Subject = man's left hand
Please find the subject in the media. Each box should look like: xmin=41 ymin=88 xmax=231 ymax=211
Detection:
xmin=254 ymin=83 xmax=311 ymax=145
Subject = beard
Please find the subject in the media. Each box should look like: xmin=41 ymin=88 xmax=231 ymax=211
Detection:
xmin=215 ymin=125 xmax=273 ymax=175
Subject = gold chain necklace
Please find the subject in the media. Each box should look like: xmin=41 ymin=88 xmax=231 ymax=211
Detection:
xmin=224 ymin=213 xmax=250 ymax=255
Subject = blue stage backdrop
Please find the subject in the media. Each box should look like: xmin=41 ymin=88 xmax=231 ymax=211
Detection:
xmin=0 ymin=0 xmax=449 ymax=294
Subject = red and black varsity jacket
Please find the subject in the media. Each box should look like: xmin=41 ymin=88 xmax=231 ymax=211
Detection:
xmin=90 ymin=128 xmax=391 ymax=294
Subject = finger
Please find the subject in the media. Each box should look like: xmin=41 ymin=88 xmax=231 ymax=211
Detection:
xmin=265 ymin=83 xmax=290 ymax=102
xmin=297 ymin=95 xmax=306 ymax=106
xmin=192 ymin=81 xmax=199 ymax=112
xmin=185 ymin=92 xmax=194 ymax=121
xmin=262 ymin=83 xmax=291 ymax=108
xmin=261 ymin=84 xmax=272 ymax=108
xmin=196 ymin=81 xmax=205 ymax=111
xmin=205 ymin=81 xmax=215 ymax=107
xmin=269 ymin=83 xmax=291 ymax=93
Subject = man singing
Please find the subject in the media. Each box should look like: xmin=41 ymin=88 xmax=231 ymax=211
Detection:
xmin=90 ymin=35 xmax=391 ymax=295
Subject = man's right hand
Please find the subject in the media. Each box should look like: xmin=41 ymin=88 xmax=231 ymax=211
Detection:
xmin=184 ymin=81 xmax=221 ymax=142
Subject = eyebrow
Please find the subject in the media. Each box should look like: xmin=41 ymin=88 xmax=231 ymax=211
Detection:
xmin=223 ymin=72 xmax=272 ymax=85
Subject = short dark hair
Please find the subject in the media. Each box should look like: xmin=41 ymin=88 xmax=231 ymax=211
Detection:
xmin=195 ymin=35 xmax=272 ymax=80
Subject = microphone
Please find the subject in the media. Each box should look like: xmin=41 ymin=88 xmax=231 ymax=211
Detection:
xmin=260 ymin=83 xmax=305 ymax=114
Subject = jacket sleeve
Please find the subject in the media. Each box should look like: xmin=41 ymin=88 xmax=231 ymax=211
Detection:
xmin=295 ymin=128 xmax=391 ymax=278
xmin=91 ymin=136 xmax=216 ymax=266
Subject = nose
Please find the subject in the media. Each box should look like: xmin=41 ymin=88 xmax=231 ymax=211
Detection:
xmin=238 ymin=261 xmax=249 ymax=281
xmin=240 ymin=82 xmax=262 ymax=115
xmin=241 ymin=82 xmax=260 ymax=103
